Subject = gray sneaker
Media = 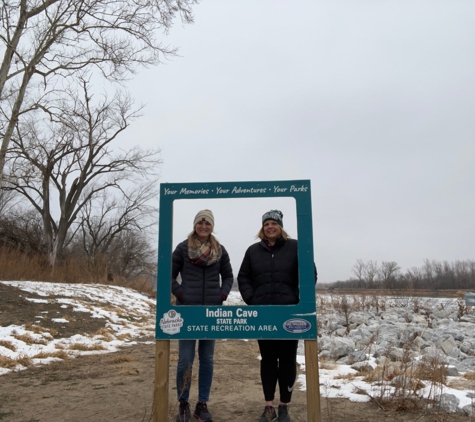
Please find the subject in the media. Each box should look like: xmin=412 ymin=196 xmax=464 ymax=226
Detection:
xmin=258 ymin=405 xmax=277 ymax=422
xmin=277 ymin=404 xmax=290 ymax=422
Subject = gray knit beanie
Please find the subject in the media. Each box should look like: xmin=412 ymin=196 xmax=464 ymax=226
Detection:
xmin=193 ymin=209 xmax=214 ymax=229
xmin=262 ymin=210 xmax=283 ymax=228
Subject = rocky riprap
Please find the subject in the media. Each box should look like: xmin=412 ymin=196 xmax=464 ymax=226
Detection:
xmin=315 ymin=295 xmax=475 ymax=415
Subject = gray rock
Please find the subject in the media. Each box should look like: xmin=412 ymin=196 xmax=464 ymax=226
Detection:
xmin=460 ymin=315 xmax=475 ymax=323
xmin=442 ymin=329 xmax=464 ymax=342
xmin=412 ymin=336 xmax=431 ymax=351
xmin=335 ymin=328 xmax=347 ymax=337
xmin=320 ymin=337 xmax=355 ymax=359
xmin=437 ymin=335 xmax=457 ymax=355
xmin=460 ymin=340 xmax=475 ymax=356
xmin=380 ymin=312 xmax=401 ymax=322
xmin=388 ymin=347 xmax=404 ymax=362
xmin=432 ymin=310 xmax=452 ymax=319
xmin=315 ymin=294 xmax=475 ymax=413
xmin=420 ymin=346 xmax=448 ymax=364
xmin=435 ymin=318 xmax=452 ymax=327
xmin=439 ymin=393 xmax=460 ymax=413
xmin=411 ymin=315 xmax=428 ymax=326
xmin=347 ymin=350 xmax=367 ymax=363
xmin=460 ymin=357 xmax=475 ymax=368
xmin=462 ymin=403 xmax=475 ymax=417
xmin=349 ymin=312 xmax=369 ymax=326
xmin=447 ymin=347 xmax=462 ymax=359
xmin=445 ymin=365 xmax=459 ymax=376
xmin=351 ymin=361 xmax=374 ymax=373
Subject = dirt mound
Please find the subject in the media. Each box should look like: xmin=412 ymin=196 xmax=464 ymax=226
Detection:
xmin=0 ymin=283 xmax=106 ymax=337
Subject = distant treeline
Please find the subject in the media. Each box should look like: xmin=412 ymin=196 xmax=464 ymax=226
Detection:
xmin=327 ymin=259 xmax=475 ymax=291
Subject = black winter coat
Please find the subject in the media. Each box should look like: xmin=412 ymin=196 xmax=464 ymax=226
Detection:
xmin=171 ymin=240 xmax=234 ymax=305
xmin=238 ymin=238 xmax=300 ymax=305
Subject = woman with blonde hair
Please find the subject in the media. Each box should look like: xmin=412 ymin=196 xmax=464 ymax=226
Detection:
xmin=238 ymin=210 xmax=316 ymax=422
xmin=172 ymin=209 xmax=234 ymax=422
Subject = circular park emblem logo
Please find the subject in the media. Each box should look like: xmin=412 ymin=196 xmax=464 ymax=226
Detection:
xmin=159 ymin=310 xmax=184 ymax=335
xmin=283 ymin=319 xmax=311 ymax=333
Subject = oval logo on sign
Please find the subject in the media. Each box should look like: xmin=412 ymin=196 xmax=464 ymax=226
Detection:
xmin=283 ymin=319 xmax=311 ymax=333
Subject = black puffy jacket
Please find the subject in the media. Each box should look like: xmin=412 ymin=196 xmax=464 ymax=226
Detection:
xmin=238 ymin=238 xmax=300 ymax=305
xmin=171 ymin=240 xmax=234 ymax=305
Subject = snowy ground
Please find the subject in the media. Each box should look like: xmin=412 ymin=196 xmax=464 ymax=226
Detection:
xmin=0 ymin=281 xmax=156 ymax=376
xmin=0 ymin=282 xmax=473 ymax=413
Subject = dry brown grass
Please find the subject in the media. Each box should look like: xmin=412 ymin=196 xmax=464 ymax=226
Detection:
xmin=116 ymin=333 xmax=132 ymax=341
xmin=94 ymin=328 xmax=114 ymax=341
xmin=124 ymin=278 xmax=156 ymax=298
xmin=464 ymin=372 xmax=475 ymax=380
xmin=108 ymin=355 xmax=134 ymax=364
xmin=413 ymin=359 xmax=447 ymax=384
xmin=13 ymin=333 xmax=48 ymax=345
xmin=68 ymin=343 xmax=106 ymax=351
xmin=361 ymin=342 xmax=449 ymax=414
xmin=0 ymin=355 xmax=17 ymax=368
xmin=0 ymin=355 xmax=32 ymax=369
xmin=0 ymin=339 xmax=16 ymax=351
xmin=24 ymin=324 xmax=47 ymax=334
xmin=32 ymin=350 xmax=71 ymax=360
xmin=447 ymin=377 xmax=475 ymax=390
xmin=0 ymin=247 xmax=103 ymax=283
xmin=0 ymin=247 xmax=51 ymax=281
xmin=0 ymin=247 xmax=156 ymax=296
xmin=24 ymin=323 xmax=58 ymax=337
xmin=100 ymin=304 xmax=123 ymax=314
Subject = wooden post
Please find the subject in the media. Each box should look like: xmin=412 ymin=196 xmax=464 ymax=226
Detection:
xmin=154 ymin=340 xmax=170 ymax=422
xmin=305 ymin=339 xmax=321 ymax=422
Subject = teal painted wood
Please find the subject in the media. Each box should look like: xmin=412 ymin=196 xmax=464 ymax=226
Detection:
xmin=155 ymin=180 xmax=317 ymax=340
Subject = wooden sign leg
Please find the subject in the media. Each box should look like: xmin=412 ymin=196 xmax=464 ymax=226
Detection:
xmin=154 ymin=340 xmax=170 ymax=422
xmin=305 ymin=339 xmax=321 ymax=422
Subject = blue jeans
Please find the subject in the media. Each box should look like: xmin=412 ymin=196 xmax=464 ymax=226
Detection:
xmin=176 ymin=339 xmax=215 ymax=402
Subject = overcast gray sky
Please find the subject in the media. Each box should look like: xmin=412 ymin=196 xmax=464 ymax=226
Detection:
xmin=121 ymin=0 xmax=475 ymax=284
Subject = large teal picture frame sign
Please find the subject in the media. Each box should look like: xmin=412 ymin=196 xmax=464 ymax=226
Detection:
xmin=155 ymin=180 xmax=317 ymax=340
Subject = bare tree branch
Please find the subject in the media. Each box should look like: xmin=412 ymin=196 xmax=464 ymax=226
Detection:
xmin=5 ymin=77 xmax=161 ymax=266
xmin=0 ymin=0 xmax=197 ymax=184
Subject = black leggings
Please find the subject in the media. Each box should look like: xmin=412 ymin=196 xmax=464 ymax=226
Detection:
xmin=257 ymin=339 xmax=299 ymax=403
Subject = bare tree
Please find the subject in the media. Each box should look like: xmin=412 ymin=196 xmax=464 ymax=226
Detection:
xmin=103 ymin=228 xmax=156 ymax=280
xmin=0 ymin=182 xmax=18 ymax=214
xmin=422 ymin=258 xmax=435 ymax=285
xmin=379 ymin=261 xmax=401 ymax=290
xmin=352 ymin=259 xmax=367 ymax=288
xmin=364 ymin=260 xmax=379 ymax=289
xmin=72 ymin=180 xmax=158 ymax=279
xmin=0 ymin=207 xmax=46 ymax=253
xmin=0 ymin=0 xmax=196 ymax=184
xmin=404 ymin=266 xmax=423 ymax=290
xmin=5 ymin=77 xmax=161 ymax=267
